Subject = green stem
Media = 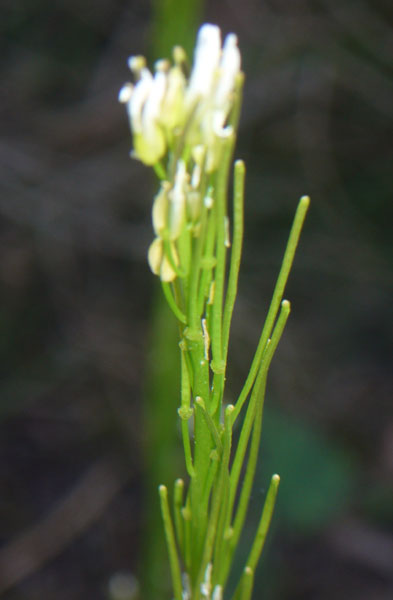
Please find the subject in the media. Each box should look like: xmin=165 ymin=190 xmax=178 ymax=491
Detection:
xmin=232 ymin=195 xmax=309 ymax=423
xmin=173 ymin=478 xmax=184 ymax=554
xmin=212 ymin=456 xmax=231 ymax=587
xmin=187 ymin=196 xmax=210 ymax=332
xmin=163 ymin=239 xmax=187 ymax=278
xmin=222 ymin=160 xmax=245 ymax=366
xmin=161 ymin=281 xmax=187 ymax=323
xmin=193 ymin=405 xmax=234 ymax=600
xmin=185 ymin=328 xmax=212 ymax=579
xmin=229 ymin=301 xmax=290 ymax=524
xmin=210 ymin=371 xmax=225 ymax=418
xmin=159 ymin=485 xmax=183 ymax=600
xmin=176 ymin=225 xmax=193 ymax=279
xmin=245 ymin=474 xmax=280 ymax=571
xmin=233 ymin=567 xmax=254 ymax=600
xmin=153 ymin=161 xmax=167 ymax=180
xmin=231 ymin=388 xmax=264 ymax=550
xmin=182 ymin=496 xmax=192 ymax=572
xmin=179 ymin=348 xmax=195 ymax=477
xmin=181 ymin=418 xmax=195 ymax=478
xmin=195 ymin=397 xmax=223 ymax=454
xmin=220 ymin=381 xmax=266 ymax=589
xmin=201 ymin=450 xmax=219 ymax=508
xmin=210 ymin=137 xmax=235 ymax=376
xmin=197 ymin=198 xmax=218 ymax=317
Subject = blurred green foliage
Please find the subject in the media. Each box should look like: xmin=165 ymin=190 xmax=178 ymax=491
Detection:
xmin=261 ymin=407 xmax=354 ymax=533
xmin=150 ymin=0 xmax=204 ymax=59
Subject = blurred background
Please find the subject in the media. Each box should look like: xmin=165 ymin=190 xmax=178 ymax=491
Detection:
xmin=0 ymin=0 xmax=392 ymax=599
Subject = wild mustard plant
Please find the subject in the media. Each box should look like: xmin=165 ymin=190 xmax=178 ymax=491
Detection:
xmin=119 ymin=24 xmax=309 ymax=600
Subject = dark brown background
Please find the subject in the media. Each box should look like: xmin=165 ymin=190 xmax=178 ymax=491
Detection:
xmin=0 ymin=1 xmax=392 ymax=599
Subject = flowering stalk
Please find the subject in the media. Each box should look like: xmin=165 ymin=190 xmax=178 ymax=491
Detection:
xmin=120 ymin=23 xmax=309 ymax=600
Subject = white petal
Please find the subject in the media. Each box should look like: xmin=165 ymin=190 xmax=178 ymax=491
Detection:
xmin=215 ymin=33 xmax=241 ymax=108
xmin=135 ymin=70 xmax=167 ymax=162
xmin=187 ymin=24 xmax=221 ymax=101
xmin=128 ymin=68 xmax=153 ymax=133
xmin=142 ymin=70 xmax=167 ymax=125
xmin=118 ymin=83 xmax=133 ymax=103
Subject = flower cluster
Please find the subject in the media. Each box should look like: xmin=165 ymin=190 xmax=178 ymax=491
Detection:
xmin=119 ymin=24 xmax=243 ymax=281
xmin=119 ymin=24 xmax=242 ymax=169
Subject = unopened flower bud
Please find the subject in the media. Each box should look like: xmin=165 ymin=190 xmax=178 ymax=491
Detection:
xmin=147 ymin=238 xmax=179 ymax=281
xmin=161 ymin=66 xmax=186 ymax=131
xmin=168 ymin=160 xmax=188 ymax=238
xmin=152 ymin=182 xmax=170 ymax=236
xmin=127 ymin=55 xmax=146 ymax=78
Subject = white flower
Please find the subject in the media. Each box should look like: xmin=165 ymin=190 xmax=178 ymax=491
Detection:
xmin=185 ymin=25 xmax=241 ymax=171
xmin=215 ymin=34 xmax=241 ymax=107
xmin=135 ymin=69 xmax=167 ymax=163
xmin=119 ymin=24 xmax=243 ymax=282
xmin=119 ymin=63 xmax=167 ymax=165
xmin=119 ymin=23 xmax=242 ymax=171
xmin=187 ymin=24 xmax=221 ymax=104
xmin=212 ymin=33 xmax=241 ymax=135
xmin=127 ymin=67 xmax=153 ymax=134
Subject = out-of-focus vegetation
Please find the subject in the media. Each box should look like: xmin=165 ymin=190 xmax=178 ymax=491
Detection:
xmin=0 ymin=1 xmax=392 ymax=599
